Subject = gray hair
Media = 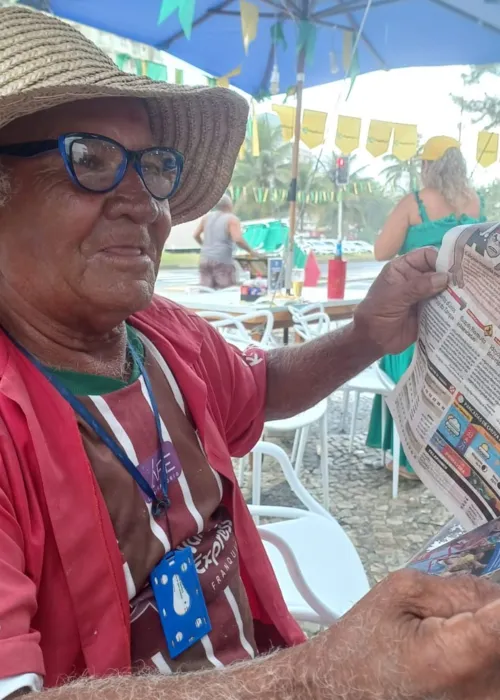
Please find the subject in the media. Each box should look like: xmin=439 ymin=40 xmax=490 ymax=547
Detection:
xmin=421 ymin=147 xmax=472 ymax=208
xmin=215 ymin=194 xmax=233 ymax=211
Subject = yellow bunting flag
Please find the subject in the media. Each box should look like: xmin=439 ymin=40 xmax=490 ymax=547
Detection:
xmin=272 ymin=104 xmax=296 ymax=142
xmin=366 ymin=120 xmax=393 ymax=157
xmin=301 ymin=109 xmax=327 ymax=149
xmin=335 ymin=115 xmax=361 ymax=154
xmin=392 ymin=123 xmax=418 ymax=161
xmin=477 ymin=131 xmax=499 ymax=167
xmin=216 ymin=66 xmax=241 ymax=88
xmin=240 ymin=0 xmax=259 ymax=54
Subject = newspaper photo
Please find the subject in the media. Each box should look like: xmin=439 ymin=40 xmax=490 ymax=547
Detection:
xmin=387 ymin=222 xmax=500 ymax=530
xmin=407 ymin=517 xmax=500 ymax=584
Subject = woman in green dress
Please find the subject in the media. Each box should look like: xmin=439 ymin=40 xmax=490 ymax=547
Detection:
xmin=366 ymin=136 xmax=486 ymax=479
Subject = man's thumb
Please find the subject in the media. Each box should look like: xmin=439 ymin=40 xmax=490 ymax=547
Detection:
xmin=402 ymin=272 xmax=449 ymax=305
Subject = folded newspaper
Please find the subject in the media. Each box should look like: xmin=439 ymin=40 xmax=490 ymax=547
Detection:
xmin=388 ymin=221 xmax=500 ymax=531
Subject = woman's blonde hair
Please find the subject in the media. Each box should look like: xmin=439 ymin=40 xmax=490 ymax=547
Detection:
xmin=421 ymin=147 xmax=472 ymax=208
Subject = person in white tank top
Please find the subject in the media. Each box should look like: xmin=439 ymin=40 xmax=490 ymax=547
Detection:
xmin=193 ymin=194 xmax=257 ymax=289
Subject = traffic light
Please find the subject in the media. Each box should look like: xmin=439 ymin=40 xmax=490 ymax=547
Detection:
xmin=335 ymin=156 xmax=350 ymax=186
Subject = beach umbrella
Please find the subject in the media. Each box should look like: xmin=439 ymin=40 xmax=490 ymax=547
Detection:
xmin=20 ymin=0 xmax=500 ymax=287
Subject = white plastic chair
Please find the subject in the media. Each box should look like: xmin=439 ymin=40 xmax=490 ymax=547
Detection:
xmin=249 ymin=441 xmax=370 ymax=625
xmin=290 ymin=305 xmax=331 ymax=342
xmin=340 ymin=364 xmax=401 ymax=499
xmin=197 ymin=310 xmax=277 ymax=349
xmin=290 ymin=304 xmax=349 ymax=338
xmin=264 ymin=400 xmax=329 ymax=509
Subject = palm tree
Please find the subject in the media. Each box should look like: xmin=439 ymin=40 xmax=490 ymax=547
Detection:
xmin=381 ymin=152 xmax=421 ymax=194
xmin=232 ymin=123 xmax=292 ymax=189
xmin=231 ymin=115 xmax=293 ymax=220
xmin=303 ymin=152 xmax=382 ymax=237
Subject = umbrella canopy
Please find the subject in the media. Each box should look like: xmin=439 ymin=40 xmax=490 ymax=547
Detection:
xmin=18 ymin=0 xmax=500 ymax=97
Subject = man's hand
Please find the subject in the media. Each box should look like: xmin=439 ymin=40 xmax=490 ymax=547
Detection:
xmin=354 ymin=247 xmax=449 ymax=356
xmin=299 ymin=569 xmax=500 ymax=700
xmin=265 ymin=247 xmax=448 ymax=420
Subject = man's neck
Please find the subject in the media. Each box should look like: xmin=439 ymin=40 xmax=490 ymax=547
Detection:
xmin=0 ymin=303 xmax=129 ymax=379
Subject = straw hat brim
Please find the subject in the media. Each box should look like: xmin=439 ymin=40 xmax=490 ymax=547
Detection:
xmin=0 ymin=7 xmax=249 ymax=225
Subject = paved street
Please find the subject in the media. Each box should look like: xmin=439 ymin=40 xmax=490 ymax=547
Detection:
xmin=156 ymin=259 xmax=384 ymax=295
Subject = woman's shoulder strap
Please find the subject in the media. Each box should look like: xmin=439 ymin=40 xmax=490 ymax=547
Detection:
xmin=413 ymin=190 xmax=429 ymax=223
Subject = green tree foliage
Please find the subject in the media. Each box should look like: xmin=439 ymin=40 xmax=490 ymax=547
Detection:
xmin=477 ymin=179 xmax=500 ymax=220
xmin=452 ymin=66 xmax=500 ymax=128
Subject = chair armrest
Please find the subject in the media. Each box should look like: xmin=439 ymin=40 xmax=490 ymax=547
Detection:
xmin=248 ymin=505 xmax=312 ymax=520
xmin=257 ymin=524 xmax=338 ymax=625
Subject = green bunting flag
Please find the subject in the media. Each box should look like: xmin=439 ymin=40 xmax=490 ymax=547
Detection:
xmin=157 ymin=0 xmax=196 ymax=39
xmin=297 ymin=20 xmax=317 ymax=64
xmin=227 ymin=183 xmax=378 ymax=203
xmin=270 ymin=21 xmax=287 ymax=51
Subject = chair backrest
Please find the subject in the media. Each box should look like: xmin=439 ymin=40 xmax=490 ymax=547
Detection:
xmin=250 ymin=441 xmax=332 ymax=520
xmin=374 ymin=364 xmax=396 ymax=392
xmin=290 ymin=307 xmax=331 ymax=342
xmin=197 ymin=310 xmax=276 ymax=349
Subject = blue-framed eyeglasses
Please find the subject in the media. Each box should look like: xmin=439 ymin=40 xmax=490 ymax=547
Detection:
xmin=0 ymin=132 xmax=184 ymax=201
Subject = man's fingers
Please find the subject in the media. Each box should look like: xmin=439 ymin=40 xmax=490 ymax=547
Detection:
xmin=395 ymin=247 xmax=439 ymax=276
xmin=398 ymin=270 xmax=449 ymax=305
xmin=387 ymin=570 xmax=500 ymax=619
xmin=474 ymin=586 xmax=500 ymax=636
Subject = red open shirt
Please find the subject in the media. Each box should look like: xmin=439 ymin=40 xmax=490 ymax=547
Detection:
xmin=0 ymin=296 xmax=305 ymax=686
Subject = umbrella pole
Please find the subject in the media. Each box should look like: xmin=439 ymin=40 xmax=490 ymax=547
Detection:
xmin=285 ymin=46 xmax=306 ymax=294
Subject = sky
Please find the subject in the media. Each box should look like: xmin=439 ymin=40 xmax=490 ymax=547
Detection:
xmin=255 ymin=64 xmax=500 ymax=187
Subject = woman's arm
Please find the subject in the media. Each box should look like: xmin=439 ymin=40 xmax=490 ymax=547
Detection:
xmin=374 ymin=195 xmax=412 ymax=261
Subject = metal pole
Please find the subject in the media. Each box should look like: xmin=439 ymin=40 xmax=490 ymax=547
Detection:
xmin=337 ymin=188 xmax=344 ymax=241
xmin=285 ymin=46 xmax=306 ymax=293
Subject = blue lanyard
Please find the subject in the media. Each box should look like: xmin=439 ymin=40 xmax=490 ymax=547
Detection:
xmin=10 ymin=335 xmax=169 ymax=517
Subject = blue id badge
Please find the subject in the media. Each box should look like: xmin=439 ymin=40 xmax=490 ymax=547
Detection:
xmin=150 ymin=547 xmax=212 ymax=659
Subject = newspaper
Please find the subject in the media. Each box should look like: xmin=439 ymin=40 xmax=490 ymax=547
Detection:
xmin=387 ymin=222 xmax=500 ymax=530
xmin=407 ymin=517 xmax=500 ymax=582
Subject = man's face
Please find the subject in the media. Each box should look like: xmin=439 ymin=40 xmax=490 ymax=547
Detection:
xmin=0 ymin=97 xmax=172 ymax=331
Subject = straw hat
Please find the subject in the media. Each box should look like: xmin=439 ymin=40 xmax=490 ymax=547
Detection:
xmin=421 ymin=136 xmax=461 ymax=162
xmin=0 ymin=6 xmax=249 ymax=224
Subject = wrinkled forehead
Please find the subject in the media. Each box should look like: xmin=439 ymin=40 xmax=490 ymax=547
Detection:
xmin=0 ymin=97 xmax=153 ymax=150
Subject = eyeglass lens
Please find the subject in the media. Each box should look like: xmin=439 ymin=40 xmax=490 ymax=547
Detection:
xmin=69 ymin=137 xmax=179 ymax=199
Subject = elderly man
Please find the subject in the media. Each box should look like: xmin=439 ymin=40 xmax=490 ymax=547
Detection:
xmin=0 ymin=7 xmax=500 ymax=700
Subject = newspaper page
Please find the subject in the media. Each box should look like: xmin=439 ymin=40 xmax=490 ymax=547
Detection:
xmin=407 ymin=517 xmax=500 ymax=583
xmin=387 ymin=222 xmax=500 ymax=530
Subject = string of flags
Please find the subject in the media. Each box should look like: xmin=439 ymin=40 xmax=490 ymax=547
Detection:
xmin=156 ymin=0 xmax=355 ymax=99
xmin=227 ymin=182 xmax=375 ymax=204
xmin=335 ymin=116 xmax=419 ymax=161
xmin=272 ymin=105 xmax=328 ymax=150
xmin=268 ymin=109 xmax=500 ymax=167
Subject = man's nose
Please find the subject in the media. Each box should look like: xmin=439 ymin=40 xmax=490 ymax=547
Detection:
xmin=103 ymin=166 xmax=161 ymax=224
